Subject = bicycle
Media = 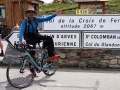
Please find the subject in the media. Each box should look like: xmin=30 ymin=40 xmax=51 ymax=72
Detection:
xmin=6 ymin=40 xmax=59 ymax=88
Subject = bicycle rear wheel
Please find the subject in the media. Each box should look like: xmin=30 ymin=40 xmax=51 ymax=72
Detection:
xmin=42 ymin=54 xmax=58 ymax=76
xmin=6 ymin=56 xmax=35 ymax=88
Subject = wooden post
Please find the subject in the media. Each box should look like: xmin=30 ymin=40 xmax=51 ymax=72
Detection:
xmin=102 ymin=2 xmax=105 ymax=14
xmin=78 ymin=2 xmax=80 ymax=9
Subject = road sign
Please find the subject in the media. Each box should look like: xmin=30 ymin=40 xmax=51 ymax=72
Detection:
xmin=5 ymin=31 xmax=81 ymax=48
xmin=83 ymin=32 xmax=120 ymax=49
xmin=5 ymin=31 xmax=22 ymax=47
xmin=43 ymin=15 xmax=120 ymax=31
xmin=76 ymin=9 xmax=88 ymax=14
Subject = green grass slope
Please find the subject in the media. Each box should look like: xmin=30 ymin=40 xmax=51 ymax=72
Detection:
xmin=40 ymin=0 xmax=120 ymax=14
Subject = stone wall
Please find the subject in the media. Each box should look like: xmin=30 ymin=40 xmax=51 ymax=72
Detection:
xmin=56 ymin=49 xmax=120 ymax=69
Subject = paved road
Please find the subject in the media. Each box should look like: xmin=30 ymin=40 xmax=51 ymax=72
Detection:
xmin=0 ymin=67 xmax=120 ymax=90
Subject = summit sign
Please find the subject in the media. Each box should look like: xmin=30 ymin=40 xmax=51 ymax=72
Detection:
xmin=43 ymin=15 xmax=120 ymax=31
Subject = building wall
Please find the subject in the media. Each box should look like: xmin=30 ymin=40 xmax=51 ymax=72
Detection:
xmin=0 ymin=0 xmax=43 ymax=29
xmin=0 ymin=0 xmax=12 ymax=29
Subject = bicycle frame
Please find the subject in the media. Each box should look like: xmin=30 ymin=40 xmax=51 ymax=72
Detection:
xmin=21 ymin=48 xmax=52 ymax=71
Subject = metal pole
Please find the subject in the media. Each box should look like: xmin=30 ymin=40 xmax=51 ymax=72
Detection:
xmin=18 ymin=0 xmax=25 ymax=24
xmin=18 ymin=0 xmax=22 ymax=22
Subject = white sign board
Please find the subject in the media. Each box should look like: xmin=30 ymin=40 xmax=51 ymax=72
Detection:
xmin=41 ymin=32 xmax=80 ymax=48
xmin=5 ymin=32 xmax=80 ymax=48
xmin=43 ymin=15 xmax=120 ymax=31
xmin=83 ymin=32 xmax=120 ymax=49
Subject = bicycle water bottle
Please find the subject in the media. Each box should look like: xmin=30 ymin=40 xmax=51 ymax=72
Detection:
xmin=37 ymin=53 xmax=42 ymax=65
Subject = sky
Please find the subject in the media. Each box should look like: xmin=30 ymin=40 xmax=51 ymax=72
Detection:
xmin=41 ymin=0 xmax=53 ymax=3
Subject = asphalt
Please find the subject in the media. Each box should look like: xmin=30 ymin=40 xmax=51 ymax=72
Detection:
xmin=0 ymin=67 xmax=120 ymax=90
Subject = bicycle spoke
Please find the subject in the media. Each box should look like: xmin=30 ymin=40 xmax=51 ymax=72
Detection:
xmin=6 ymin=57 xmax=34 ymax=88
xmin=42 ymin=55 xmax=58 ymax=76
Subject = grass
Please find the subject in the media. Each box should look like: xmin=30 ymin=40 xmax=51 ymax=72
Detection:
xmin=106 ymin=0 xmax=120 ymax=6
xmin=40 ymin=2 xmax=77 ymax=10
xmin=40 ymin=2 xmax=77 ymax=14
xmin=105 ymin=0 xmax=120 ymax=14
xmin=39 ymin=0 xmax=120 ymax=14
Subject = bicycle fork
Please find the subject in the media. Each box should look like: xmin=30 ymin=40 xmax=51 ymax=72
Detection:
xmin=20 ymin=58 xmax=27 ymax=73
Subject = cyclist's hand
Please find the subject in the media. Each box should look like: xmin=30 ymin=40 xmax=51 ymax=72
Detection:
xmin=55 ymin=9 xmax=62 ymax=15
xmin=14 ymin=41 xmax=21 ymax=44
xmin=19 ymin=41 xmax=22 ymax=44
xmin=14 ymin=41 xmax=26 ymax=51
xmin=18 ymin=41 xmax=26 ymax=48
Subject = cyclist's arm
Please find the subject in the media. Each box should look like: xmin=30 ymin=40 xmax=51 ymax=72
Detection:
xmin=37 ymin=13 xmax=56 ymax=22
xmin=19 ymin=19 xmax=26 ymax=41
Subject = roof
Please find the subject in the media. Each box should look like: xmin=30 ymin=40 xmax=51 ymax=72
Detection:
xmin=39 ymin=0 xmax=44 ymax=3
xmin=26 ymin=0 xmax=44 ymax=4
xmin=74 ymin=0 xmax=108 ymax=2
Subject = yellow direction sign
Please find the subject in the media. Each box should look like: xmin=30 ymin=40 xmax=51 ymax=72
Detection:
xmin=76 ymin=9 xmax=88 ymax=14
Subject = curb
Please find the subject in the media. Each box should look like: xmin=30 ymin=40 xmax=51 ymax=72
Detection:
xmin=0 ymin=61 xmax=8 ymax=66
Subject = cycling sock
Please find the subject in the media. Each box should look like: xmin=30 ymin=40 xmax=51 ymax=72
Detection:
xmin=1 ymin=50 xmax=3 ymax=54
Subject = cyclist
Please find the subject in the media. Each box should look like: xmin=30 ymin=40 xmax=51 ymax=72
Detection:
xmin=19 ymin=6 xmax=62 ymax=76
xmin=0 ymin=22 xmax=4 ymax=56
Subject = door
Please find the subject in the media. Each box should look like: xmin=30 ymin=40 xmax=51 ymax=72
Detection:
xmin=13 ymin=2 xmax=24 ymax=27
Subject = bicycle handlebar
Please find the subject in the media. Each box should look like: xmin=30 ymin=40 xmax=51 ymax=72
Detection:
xmin=14 ymin=41 xmax=27 ymax=51
xmin=14 ymin=40 xmax=48 ymax=52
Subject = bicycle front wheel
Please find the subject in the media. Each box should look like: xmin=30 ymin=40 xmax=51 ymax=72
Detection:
xmin=42 ymin=54 xmax=58 ymax=76
xmin=6 ymin=56 xmax=35 ymax=89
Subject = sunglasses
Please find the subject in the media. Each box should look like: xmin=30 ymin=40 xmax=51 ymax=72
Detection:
xmin=28 ymin=11 xmax=35 ymax=13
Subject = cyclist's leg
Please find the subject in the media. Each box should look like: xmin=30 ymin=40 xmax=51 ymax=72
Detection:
xmin=0 ymin=27 xmax=4 ymax=56
xmin=28 ymin=44 xmax=36 ymax=58
xmin=0 ymin=36 xmax=4 ymax=56
xmin=27 ymin=44 xmax=36 ymax=76
xmin=37 ymin=35 xmax=60 ymax=60
xmin=38 ymin=35 xmax=55 ymax=56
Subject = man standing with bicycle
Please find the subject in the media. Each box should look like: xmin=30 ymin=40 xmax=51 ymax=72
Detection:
xmin=0 ymin=22 xmax=4 ymax=56
xmin=19 ymin=6 xmax=62 ymax=76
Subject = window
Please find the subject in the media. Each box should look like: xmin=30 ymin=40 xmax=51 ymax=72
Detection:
xmin=0 ymin=5 xmax=5 ymax=18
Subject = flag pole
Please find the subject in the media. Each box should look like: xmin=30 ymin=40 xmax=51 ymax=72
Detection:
xmin=18 ymin=0 xmax=22 ymax=23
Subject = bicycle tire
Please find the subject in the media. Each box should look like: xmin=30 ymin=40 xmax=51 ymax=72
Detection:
xmin=42 ymin=53 xmax=58 ymax=76
xmin=6 ymin=56 xmax=35 ymax=89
